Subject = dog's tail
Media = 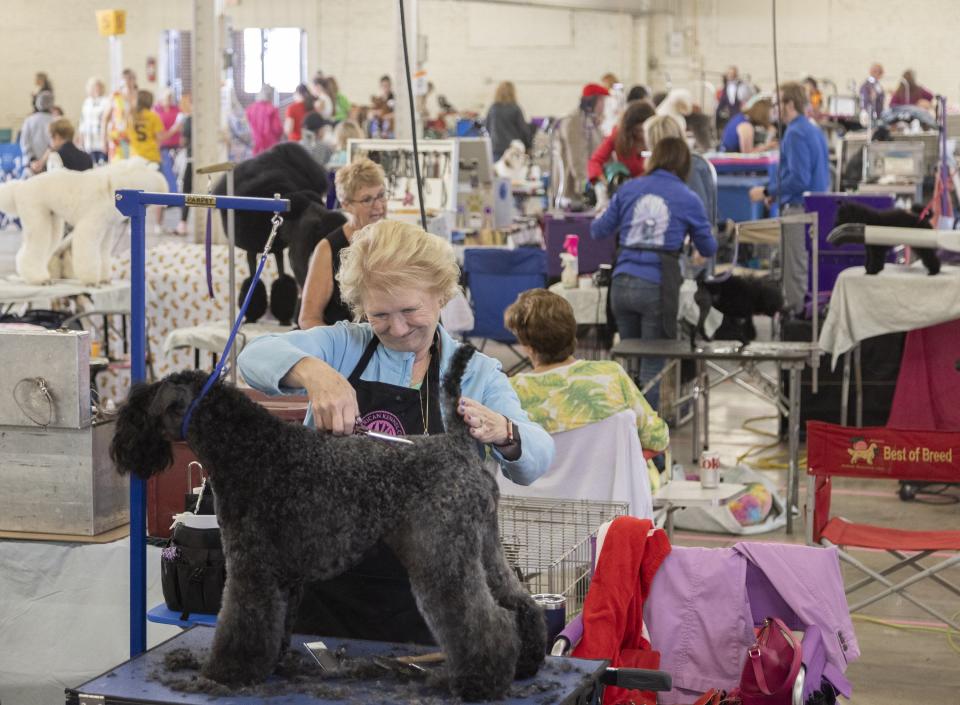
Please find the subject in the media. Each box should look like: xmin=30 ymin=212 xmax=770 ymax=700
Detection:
xmin=443 ymin=342 xmax=477 ymax=441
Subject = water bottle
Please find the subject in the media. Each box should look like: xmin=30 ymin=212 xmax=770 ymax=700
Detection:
xmin=561 ymin=234 xmax=579 ymax=288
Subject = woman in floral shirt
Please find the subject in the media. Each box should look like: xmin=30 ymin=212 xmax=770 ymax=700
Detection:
xmin=505 ymin=289 xmax=669 ymax=488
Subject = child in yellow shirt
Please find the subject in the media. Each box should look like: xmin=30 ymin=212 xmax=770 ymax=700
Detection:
xmin=128 ymin=90 xmax=179 ymax=164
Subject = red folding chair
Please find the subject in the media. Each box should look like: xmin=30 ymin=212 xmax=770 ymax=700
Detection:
xmin=805 ymin=420 xmax=960 ymax=631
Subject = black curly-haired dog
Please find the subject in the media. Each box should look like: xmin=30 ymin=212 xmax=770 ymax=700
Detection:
xmin=688 ymin=274 xmax=784 ymax=344
xmin=213 ymin=143 xmax=346 ymax=324
xmin=109 ymin=345 xmax=545 ymax=700
xmin=831 ymin=201 xmax=941 ymax=275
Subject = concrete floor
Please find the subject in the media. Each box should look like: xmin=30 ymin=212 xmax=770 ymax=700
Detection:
xmin=2 ymin=224 xmax=959 ymax=703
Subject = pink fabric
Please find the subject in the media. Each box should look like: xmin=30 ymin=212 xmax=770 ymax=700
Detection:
xmin=707 ymin=154 xmax=778 ymax=167
xmin=246 ymin=101 xmax=284 ymax=155
xmin=887 ymin=318 xmax=960 ymax=431
xmin=154 ymin=105 xmax=181 ymax=148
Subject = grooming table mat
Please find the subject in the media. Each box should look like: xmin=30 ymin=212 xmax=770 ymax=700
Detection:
xmin=818 ymin=263 xmax=960 ymax=368
xmin=0 ymin=277 xmax=130 ymax=309
xmin=163 ymin=319 xmax=294 ymax=355
xmin=66 ymin=627 xmax=608 ymax=705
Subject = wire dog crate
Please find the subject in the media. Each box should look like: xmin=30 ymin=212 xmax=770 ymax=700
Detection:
xmin=498 ymin=496 xmax=629 ymax=618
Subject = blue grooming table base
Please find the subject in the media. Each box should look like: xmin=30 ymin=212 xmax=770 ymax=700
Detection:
xmin=66 ymin=627 xmax=608 ymax=705
xmin=147 ymin=604 xmax=218 ymax=628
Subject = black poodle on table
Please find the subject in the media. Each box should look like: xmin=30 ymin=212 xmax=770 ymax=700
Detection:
xmin=213 ymin=143 xmax=346 ymax=324
xmin=109 ymin=345 xmax=546 ymax=700
xmin=831 ymin=201 xmax=941 ymax=275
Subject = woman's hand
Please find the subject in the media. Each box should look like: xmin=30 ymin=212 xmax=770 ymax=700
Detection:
xmin=286 ymin=357 xmax=359 ymax=435
xmin=458 ymin=397 xmax=510 ymax=446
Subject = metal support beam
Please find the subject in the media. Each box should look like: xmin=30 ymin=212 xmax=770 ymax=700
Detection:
xmin=192 ymin=0 xmax=224 ymax=243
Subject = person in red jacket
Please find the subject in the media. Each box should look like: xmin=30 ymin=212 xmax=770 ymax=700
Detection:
xmin=588 ymin=99 xmax=656 ymax=185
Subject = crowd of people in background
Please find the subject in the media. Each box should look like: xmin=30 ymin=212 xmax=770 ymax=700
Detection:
xmin=10 ymin=60 xmax=939 ymax=240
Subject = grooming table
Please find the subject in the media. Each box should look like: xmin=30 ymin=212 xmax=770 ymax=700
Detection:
xmin=164 ymin=319 xmax=294 ymax=368
xmin=612 ymin=339 xmax=818 ymax=534
xmin=0 ymin=277 xmax=131 ymax=310
xmin=818 ymin=264 xmax=960 ymax=427
xmin=66 ymin=626 xmax=609 ymax=705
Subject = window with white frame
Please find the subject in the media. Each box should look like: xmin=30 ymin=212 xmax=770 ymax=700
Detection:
xmin=237 ymin=27 xmax=307 ymax=106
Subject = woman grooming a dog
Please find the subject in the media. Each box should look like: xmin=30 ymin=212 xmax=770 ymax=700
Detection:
xmin=591 ymin=136 xmax=717 ymax=411
xmin=298 ymin=158 xmax=387 ymax=329
xmin=239 ymin=220 xmax=554 ymax=644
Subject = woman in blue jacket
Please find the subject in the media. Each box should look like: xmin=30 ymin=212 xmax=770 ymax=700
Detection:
xmin=238 ymin=219 xmax=553 ymax=645
xmin=591 ymin=137 xmax=718 ymax=409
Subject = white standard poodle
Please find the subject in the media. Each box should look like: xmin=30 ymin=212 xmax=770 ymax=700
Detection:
xmin=0 ymin=158 xmax=168 ymax=284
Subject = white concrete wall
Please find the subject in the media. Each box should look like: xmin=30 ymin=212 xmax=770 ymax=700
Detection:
xmin=1 ymin=2 xmax=191 ymax=130
xmin=5 ymin=0 xmax=954 ymax=137
xmin=1 ymin=0 xmax=644 ymax=133
xmin=648 ymin=0 xmax=960 ymax=108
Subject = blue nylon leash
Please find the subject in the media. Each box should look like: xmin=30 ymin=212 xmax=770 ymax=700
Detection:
xmin=180 ymin=210 xmax=284 ymax=440
xmin=205 ymin=208 xmax=215 ymax=298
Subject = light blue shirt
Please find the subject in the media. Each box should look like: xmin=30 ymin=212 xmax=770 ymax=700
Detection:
xmin=238 ymin=322 xmax=555 ymax=486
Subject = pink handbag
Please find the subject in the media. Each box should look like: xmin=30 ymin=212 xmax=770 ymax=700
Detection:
xmin=734 ymin=617 xmax=802 ymax=705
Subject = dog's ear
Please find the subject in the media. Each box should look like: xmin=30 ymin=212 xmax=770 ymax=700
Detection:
xmin=110 ymin=382 xmax=179 ymax=479
xmin=148 ymin=381 xmax=194 ymax=440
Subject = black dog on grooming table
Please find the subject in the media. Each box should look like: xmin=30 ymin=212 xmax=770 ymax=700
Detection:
xmin=109 ymin=345 xmax=545 ymax=700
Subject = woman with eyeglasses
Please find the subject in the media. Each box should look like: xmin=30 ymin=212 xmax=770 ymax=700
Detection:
xmin=239 ymin=219 xmax=553 ymax=643
xmin=299 ymin=158 xmax=389 ymax=329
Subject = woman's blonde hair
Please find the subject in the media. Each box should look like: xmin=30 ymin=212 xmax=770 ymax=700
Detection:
xmin=643 ymin=114 xmax=683 ymax=151
xmin=335 ymin=157 xmax=385 ymax=204
xmin=85 ymin=76 xmax=105 ymax=96
xmin=338 ymin=220 xmax=462 ymax=319
xmin=494 ymin=81 xmax=517 ymax=105
xmin=334 ymin=120 xmax=364 ymax=151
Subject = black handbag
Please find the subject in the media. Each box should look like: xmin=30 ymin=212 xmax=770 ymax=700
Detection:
xmin=160 ymin=466 xmax=225 ymax=619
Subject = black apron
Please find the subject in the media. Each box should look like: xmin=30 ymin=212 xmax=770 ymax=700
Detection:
xmin=658 ymin=250 xmax=682 ymax=339
xmin=293 ymin=335 xmax=444 ymax=644
xmin=618 ymin=245 xmax=683 ymax=340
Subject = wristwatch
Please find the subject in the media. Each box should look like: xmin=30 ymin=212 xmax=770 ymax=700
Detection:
xmin=493 ymin=416 xmax=520 ymax=448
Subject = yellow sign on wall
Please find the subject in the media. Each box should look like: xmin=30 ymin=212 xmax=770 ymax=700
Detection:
xmin=96 ymin=9 xmax=126 ymax=37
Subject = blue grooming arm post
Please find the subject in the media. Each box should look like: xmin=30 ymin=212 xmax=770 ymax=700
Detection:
xmin=113 ymin=189 xmax=290 ymax=657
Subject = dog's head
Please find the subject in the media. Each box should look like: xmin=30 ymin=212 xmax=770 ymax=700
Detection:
xmin=110 ymin=370 xmax=208 ymax=479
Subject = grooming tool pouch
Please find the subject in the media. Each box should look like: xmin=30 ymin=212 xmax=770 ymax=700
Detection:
xmin=160 ymin=519 xmax=225 ymax=617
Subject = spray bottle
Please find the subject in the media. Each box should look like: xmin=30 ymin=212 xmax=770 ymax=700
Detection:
xmin=561 ymin=234 xmax=579 ymax=288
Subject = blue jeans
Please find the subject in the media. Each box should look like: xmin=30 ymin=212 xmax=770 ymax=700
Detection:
xmin=611 ymin=274 xmax=664 ymax=410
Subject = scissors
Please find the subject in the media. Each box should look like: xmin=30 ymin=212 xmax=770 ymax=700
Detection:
xmin=353 ymin=419 xmax=415 ymax=445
